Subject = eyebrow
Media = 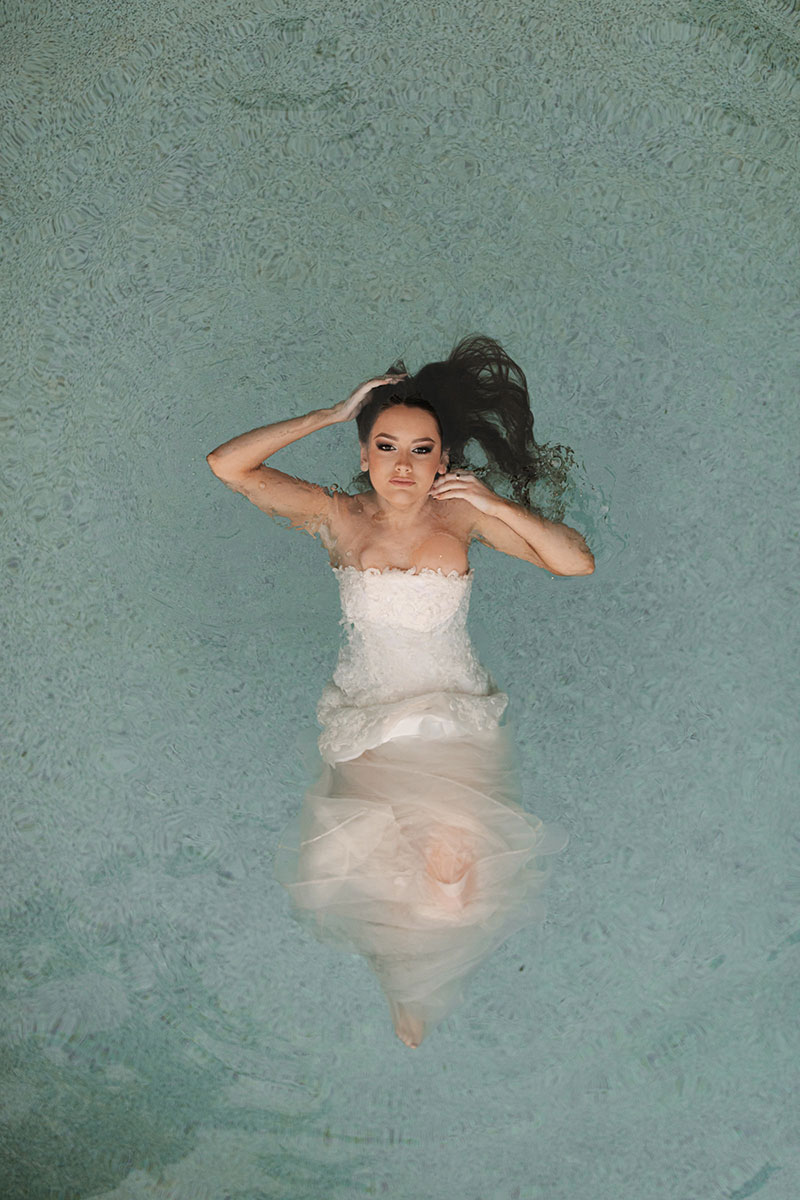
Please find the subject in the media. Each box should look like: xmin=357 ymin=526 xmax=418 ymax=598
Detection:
xmin=373 ymin=432 xmax=436 ymax=443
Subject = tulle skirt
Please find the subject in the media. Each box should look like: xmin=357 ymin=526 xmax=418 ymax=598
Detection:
xmin=273 ymin=722 xmax=568 ymax=1041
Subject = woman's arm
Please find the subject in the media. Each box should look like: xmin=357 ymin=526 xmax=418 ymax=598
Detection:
xmin=431 ymin=472 xmax=594 ymax=576
xmin=205 ymin=372 xmax=406 ymax=477
xmin=206 ymin=406 xmax=348 ymax=533
xmin=205 ymin=374 xmax=407 ymax=531
xmin=483 ymin=498 xmax=594 ymax=576
xmin=206 ymin=406 xmax=341 ymax=477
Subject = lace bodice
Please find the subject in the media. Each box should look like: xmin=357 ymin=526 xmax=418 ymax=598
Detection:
xmin=316 ymin=566 xmax=508 ymax=763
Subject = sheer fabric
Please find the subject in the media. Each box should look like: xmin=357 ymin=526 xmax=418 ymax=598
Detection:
xmin=274 ymin=567 xmax=568 ymax=1041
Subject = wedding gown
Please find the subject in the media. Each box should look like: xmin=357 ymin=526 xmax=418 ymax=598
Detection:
xmin=273 ymin=565 xmax=568 ymax=1042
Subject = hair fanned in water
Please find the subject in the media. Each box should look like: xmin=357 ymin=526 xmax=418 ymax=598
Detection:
xmin=350 ymin=334 xmax=578 ymax=519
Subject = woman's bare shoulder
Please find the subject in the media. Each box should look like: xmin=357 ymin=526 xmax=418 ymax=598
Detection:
xmin=327 ymin=487 xmax=370 ymax=519
xmin=315 ymin=487 xmax=369 ymax=548
xmin=436 ymin=496 xmax=481 ymax=540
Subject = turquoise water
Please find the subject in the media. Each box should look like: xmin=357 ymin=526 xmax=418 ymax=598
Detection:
xmin=3 ymin=1 xmax=798 ymax=1197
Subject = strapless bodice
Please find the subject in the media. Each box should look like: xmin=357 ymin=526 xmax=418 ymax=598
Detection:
xmin=316 ymin=566 xmax=508 ymax=763
xmin=332 ymin=564 xmax=474 ymax=632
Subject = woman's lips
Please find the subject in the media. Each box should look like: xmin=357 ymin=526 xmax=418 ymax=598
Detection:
xmin=390 ymin=479 xmax=415 ymax=486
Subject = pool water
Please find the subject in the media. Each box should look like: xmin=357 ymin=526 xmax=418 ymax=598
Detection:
xmin=2 ymin=2 xmax=798 ymax=1198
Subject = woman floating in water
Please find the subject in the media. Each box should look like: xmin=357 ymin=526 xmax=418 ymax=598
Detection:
xmin=207 ymin=334 xmax=594 ymax=1048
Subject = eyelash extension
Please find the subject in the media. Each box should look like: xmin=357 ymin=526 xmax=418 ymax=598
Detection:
xmin=376 ymin=443 xmax=432 ymax=453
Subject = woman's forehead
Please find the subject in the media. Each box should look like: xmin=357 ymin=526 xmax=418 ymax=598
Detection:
xmin=371 ymin=406 xmax=440 ymax=439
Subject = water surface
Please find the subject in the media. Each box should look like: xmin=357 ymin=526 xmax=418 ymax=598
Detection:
xmin=2 ymin=1 xmax=798 ymax=1197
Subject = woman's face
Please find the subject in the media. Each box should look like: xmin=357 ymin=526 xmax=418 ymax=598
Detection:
xmin=360 ymin=404 xmax=448 ymax=503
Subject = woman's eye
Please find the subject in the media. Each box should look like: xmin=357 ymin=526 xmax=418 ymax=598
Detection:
xmin=376 ymin=444 xmax=431 ymax=454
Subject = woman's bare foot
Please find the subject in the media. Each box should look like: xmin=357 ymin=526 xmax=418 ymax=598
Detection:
xmin=390 ymin=1000 xmax=425 ymax=1049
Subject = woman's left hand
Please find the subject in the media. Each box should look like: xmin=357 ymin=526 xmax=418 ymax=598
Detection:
xmin=429 ymin=471 xmax=502 ymax=515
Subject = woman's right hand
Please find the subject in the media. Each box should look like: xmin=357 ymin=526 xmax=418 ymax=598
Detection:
xmin=331 ymin=373 xmax=409 ymax=423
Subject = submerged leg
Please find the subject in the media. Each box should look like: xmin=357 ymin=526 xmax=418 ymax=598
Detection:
xmin=423 ymin=824 xmax=476 ymax=915
xmin=388 ymin=997 xmax=426 ymax=1049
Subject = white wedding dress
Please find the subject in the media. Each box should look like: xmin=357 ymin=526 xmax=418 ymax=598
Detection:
xmin=273 ymin=565 xmax=568 ymax=1041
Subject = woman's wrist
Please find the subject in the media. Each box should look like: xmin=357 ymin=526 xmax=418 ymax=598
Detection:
xmin=324 ymin=400 xmax=349 ymax=424
xmin=486 ymin=495 xmax=514 ymax=521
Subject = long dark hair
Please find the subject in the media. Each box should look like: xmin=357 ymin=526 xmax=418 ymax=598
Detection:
xmin=350 ymin=334 xmax=578 ymax=518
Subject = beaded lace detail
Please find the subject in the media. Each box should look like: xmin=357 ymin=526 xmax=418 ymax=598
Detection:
xmin=331 ymin=564 xmax=474 ymax=580
xmin=317 ymin=566 xmax=508 ymax=762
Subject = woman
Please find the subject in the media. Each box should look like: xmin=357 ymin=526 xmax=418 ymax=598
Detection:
xmin=207 ymin=334 xmax=594 ymax=1048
